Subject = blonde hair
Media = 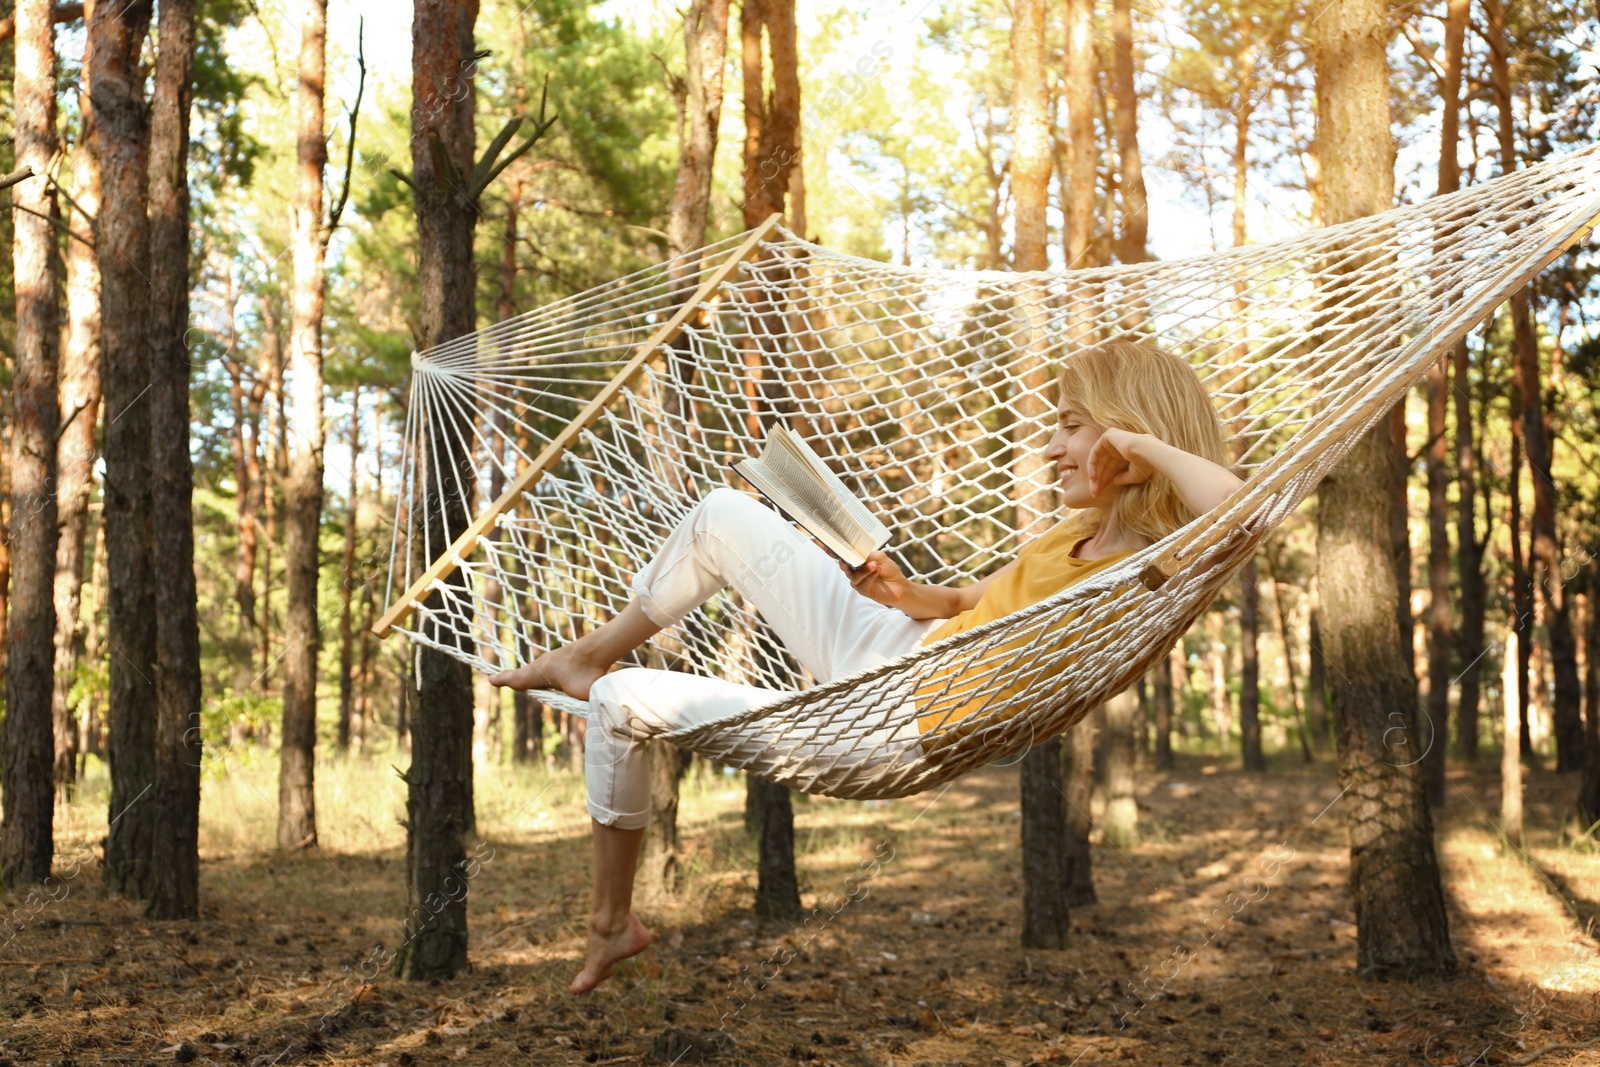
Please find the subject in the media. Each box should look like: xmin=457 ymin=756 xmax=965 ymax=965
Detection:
xmin=1055 ymin=340 xmax=1231 ymax=545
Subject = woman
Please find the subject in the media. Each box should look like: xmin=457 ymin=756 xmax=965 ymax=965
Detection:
xmin=490 ymin=340 xmax=1243 ymax=994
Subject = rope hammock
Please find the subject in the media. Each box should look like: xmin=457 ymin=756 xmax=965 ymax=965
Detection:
xmin=375 ymin=145 xmax=1600 ymax=801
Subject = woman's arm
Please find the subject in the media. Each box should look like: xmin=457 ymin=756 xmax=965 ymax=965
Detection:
xmin=1088 ymin=428 xmax=1244 ymax=515
xmin=839 ymin=552 xmax=1019 ymax=620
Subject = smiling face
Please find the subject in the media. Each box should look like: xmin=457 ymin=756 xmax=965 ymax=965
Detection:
xmin=1044 ymin=395 xmax=1113 ymax=509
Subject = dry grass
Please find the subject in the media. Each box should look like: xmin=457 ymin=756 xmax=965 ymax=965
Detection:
xmin=2 ymin=741 xmax=1597 ymax=1067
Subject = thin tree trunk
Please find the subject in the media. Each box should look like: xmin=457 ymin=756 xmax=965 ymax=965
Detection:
xmin=1153 ymin=651 xmax=1174 ymax=770
xmin=337 ymin=386 xmax=362 ymax=752
xmin=399 ymin=0 xmax=481 ymax=981
xmin=1308 ymin=598 xmax=1330 ymax=744
xmin=279 ymin=0 xmax=330 ymax=851
xmin=1454 ymin=337 xmax=1484 ymax=760
xmin=2 ymin=0 xmax=62 ymax=889
xmin=147 ymin=0 xmax=201 ymax=920
xmin=1424 ymin=0 xmax=1468 ymax=805
xmin=1509 ymin=396 xmax=1534 ymax=759
xmin=1239 ymin=559 xmax=1264 ymax=771
xmin=1109 ymin=0 xmax=1146 ymax=265
xmin=52 ymin=93 xmax=102 ymax=803
xmin=1501 ymin=630 xmax=1523 ymax=846
xmin=82 ymin=519 xmax=108 ymax=763
xmin=91 ymin=0 xmax=159 ymax=901
xmin=1578 ymin=585 xmax=1600 ymax=826
xmin=1102 ymin=688 xmax=1139 ymax=846
xmin=1311 ymin=0 xmax=1454 ymax=979
xmin=1064 ymin=715 xmax=1097 ymax=906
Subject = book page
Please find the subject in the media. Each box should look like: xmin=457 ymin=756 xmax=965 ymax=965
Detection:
xmin=731 ymin=455 xmax=864 ymax=566
xmin=773 ymin=426 xmax=890 ymax=557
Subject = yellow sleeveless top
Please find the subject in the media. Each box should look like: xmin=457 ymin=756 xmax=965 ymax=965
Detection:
xmin=914 ymin=522 xmax=1133 ymax=737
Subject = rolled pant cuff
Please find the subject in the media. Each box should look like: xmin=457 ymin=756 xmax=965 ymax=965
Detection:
xmin=586 ymin=798 xmax=649 ymax=831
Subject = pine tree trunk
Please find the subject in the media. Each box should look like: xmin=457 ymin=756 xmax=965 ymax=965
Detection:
xmin=1308 ymin=601 xmax=1329 ymax=744
xmin=1424 ymin=0 xmax=1468 ymax=805
xmin=1578 ymin=586 xmax=1600 ymax=826
xmin=2 ymin=0 xmax=62 ymax=889
xmin=1109 ymin=0 xmax=1145 ymax=265
xmin=1501 ymin=631 xmax=1523 ymax=846
xmin=1153 ymin=652 xmax=1174 ymax=771
xmin=667 ymin=0 xmax=728 ymax=258
xmin=1311 ymin=0 xmax=1455 ymax=979
xmin=91 ymin=0 xmax=159 ymax=901
xmin=1021 ymin=740 xmax=1071 ymax=948
xmin=398 ymin=0 xmax=481 ymax=981
xmin=1064 ymin=715 xmax=1097 ymax=906
xmin=1239 ymin=559 xmax=1264 ymax=771
xmin=337 ymin=387 xmax=362 ymax=752
xmin=82 ymin=520 xmax=108 ymax=763
xmin=146 ymin=0 xmax=201 ymax=920
xmin=279 ymin=0 xmax=329 ymax=851
xmin=1453 ymin=339 xmax=1485 ymax=762
xmin=1063 ymin=0 xmax=1095 ymax=269
xmin=1102 ymin=688 xmax=1139 ymax=847
xmin=51 ymin=98 xmax=102 ymax=804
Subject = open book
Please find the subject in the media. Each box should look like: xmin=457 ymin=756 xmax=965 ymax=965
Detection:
xmin=730 ymin=424 xmax=891 ymax=568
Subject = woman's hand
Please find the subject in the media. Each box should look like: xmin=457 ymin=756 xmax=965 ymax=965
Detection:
xmin=1087 ymin=428 xmax=1157 ymax=497
xmin=839 ymin=550 xmax=913 ymax=607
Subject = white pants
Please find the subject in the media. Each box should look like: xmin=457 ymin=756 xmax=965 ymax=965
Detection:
xmin=585 ymin=487 xmax=941 ymax=829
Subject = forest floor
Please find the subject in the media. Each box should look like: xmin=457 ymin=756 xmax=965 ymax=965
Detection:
xmin=2 ymin=743 xmax=1598 ymax=1067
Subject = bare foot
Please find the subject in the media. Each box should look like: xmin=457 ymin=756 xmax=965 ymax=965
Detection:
xmin=570 ymin=913 xmax=653 ymax=995
xmin=488 ymin=644 xmax=608 ymax=701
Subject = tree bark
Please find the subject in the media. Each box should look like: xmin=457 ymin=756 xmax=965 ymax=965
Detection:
xmin=146 ymin=0 xmax=201 ymax=920
xmin=398 ymin=0 xmax=481 ymax=981
xmin=1578 ymin=586 xmax=1600 ymax=826
xmin=1109 ymin=0 xmax=1146 ymax=265
xmin=1501 ymin=630 xmax=1523 ymax=846
xmin=2 ymin=0 xmax=62 ymax=889
xmin=1064 ymin=716 xmax=1097 ymax=906
xmin=1423 ymin=0 xmax=1466 ymax=804
xmin=90 ymin=0 xmax=159 ymax=901
xmin=1021 ymin=739 xmax=1071 ymax=948
xmin=278 ymin=0 xmax=329 ymax=851
xmin=1308 ymin=600 xmax=1329 ymax=744
xmin=337 ymin=386 xmax=362 ymax=752
xmin=1239 ymin=559 xmax=1264 ymax=771
xmin=1153 ymin=653 xmax=1174 ymax=771
xmin=1063 ymin=0 xmax=1095 ymax=268
xmin=52 ymin=90 xmax=103 ymax=804
xmin=668 ymin=0 xmax=729 ymax=258
xmin=1453 ymin=306 xmax=1485 ymax=763
xmin=1010 ymin=0 xmax=1049 ymax=273
xmin=1102 ymin=688 xmax=1139 ymax=847
xmin=1311 ymin=0 xmax=1454 ymax=979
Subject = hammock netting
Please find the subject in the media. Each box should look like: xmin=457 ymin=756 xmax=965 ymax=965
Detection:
xmin=378 ymin=145 xmax=1600 ymax=801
